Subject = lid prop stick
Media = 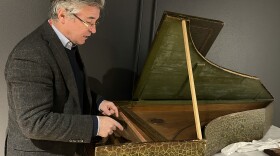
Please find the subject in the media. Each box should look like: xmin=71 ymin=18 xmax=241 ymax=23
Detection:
xmin=182 ymin=20 xmax=202 ymax=140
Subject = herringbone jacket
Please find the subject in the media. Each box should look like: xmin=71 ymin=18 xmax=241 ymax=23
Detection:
xmin=5 ymin=21 xmax=99 ymax=155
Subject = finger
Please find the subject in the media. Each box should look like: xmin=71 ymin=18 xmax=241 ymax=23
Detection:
xmin=102 ymin=109 xmax=112 ymax=116
xmin=109 ymin=131 xmax=113 ymax=135
xmin=109 ymin=109 xmax=115 ymax=115
xmin=114 ymin=107 xmax=119 ymax=117
xmin=109 ymin=105 xmax=119 ymax=117
xmin=114 ymin=120 xmax=124 ymax=131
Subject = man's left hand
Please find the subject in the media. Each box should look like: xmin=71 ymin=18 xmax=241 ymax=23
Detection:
xmin=99 ymin=100 xmax=119 ymax=117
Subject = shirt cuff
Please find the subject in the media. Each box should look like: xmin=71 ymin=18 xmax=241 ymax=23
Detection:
xmin=92 ymin=116 xmax=99 ymax=136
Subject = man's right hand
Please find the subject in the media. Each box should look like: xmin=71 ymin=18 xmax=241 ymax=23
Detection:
xmin=97 ymin=116 xmax=124 ymax=137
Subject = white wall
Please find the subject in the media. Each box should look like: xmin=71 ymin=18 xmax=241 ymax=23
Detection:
xmin=0 ymin=0 xmax=50 ymax=155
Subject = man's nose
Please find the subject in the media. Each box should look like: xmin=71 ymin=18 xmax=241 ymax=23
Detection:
xmin=89 ymin=26 xmax=96 ymax=34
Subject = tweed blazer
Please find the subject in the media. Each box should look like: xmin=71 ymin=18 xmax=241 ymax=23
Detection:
xmin=5 ymin=21 xmax=99 ymax=155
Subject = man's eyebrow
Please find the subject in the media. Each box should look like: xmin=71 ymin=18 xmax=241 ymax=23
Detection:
xmin=87 ymin=16 xmax=96 ymax=19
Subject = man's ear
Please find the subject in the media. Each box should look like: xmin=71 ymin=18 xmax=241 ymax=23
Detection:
xmin=57 ymin=8 xmax=67 ymax=24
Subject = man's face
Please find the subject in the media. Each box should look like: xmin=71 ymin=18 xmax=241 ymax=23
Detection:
xmin=64 ymin=5 xmax=100 ymax=45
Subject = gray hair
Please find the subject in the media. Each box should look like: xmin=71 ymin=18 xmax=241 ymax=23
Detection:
xmin=49 ymin=0 xmax=105 ymax=19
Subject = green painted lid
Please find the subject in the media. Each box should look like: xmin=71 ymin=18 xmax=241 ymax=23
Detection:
xmin=133 ymin=11 xmax=273 ymax=102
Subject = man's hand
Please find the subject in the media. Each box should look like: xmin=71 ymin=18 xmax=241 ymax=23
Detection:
xmin=97 ymin=116 xmax=124 ymax=137
xmin=99 ymin=100 xmax=119 ymax=117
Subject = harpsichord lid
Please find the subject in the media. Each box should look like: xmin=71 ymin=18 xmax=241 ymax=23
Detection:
xmin=133 ymin=11 xmax=273 ymax=102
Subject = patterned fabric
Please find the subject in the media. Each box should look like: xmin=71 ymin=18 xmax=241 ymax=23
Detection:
xmin=95 ymin=140 xmax=206 ymax=156
xmin=205 ymin=108 xmax=268 ymax=156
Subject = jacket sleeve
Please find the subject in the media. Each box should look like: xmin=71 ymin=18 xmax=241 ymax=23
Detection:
xmin=90 ymin=90 xmax=104 ymax=113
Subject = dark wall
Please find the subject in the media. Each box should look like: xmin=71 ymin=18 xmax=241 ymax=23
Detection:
xmin=80 ymin=0 xmax=141 ymax=100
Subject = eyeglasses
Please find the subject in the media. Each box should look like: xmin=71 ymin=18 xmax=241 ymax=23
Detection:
xmin=72 ymin=14 xmax=99 ymax=29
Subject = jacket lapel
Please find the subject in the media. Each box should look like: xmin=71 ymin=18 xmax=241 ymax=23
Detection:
xmin=41 ymin=21 xmax=81 ymax=108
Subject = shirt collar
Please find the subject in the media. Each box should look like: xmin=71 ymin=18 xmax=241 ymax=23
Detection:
xmin=50 ymin=22 xmax=76 ymax=50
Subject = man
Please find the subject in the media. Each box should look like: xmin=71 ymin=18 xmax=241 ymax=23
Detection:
xmin=4 ymin=0 xmax=123 ymax=155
